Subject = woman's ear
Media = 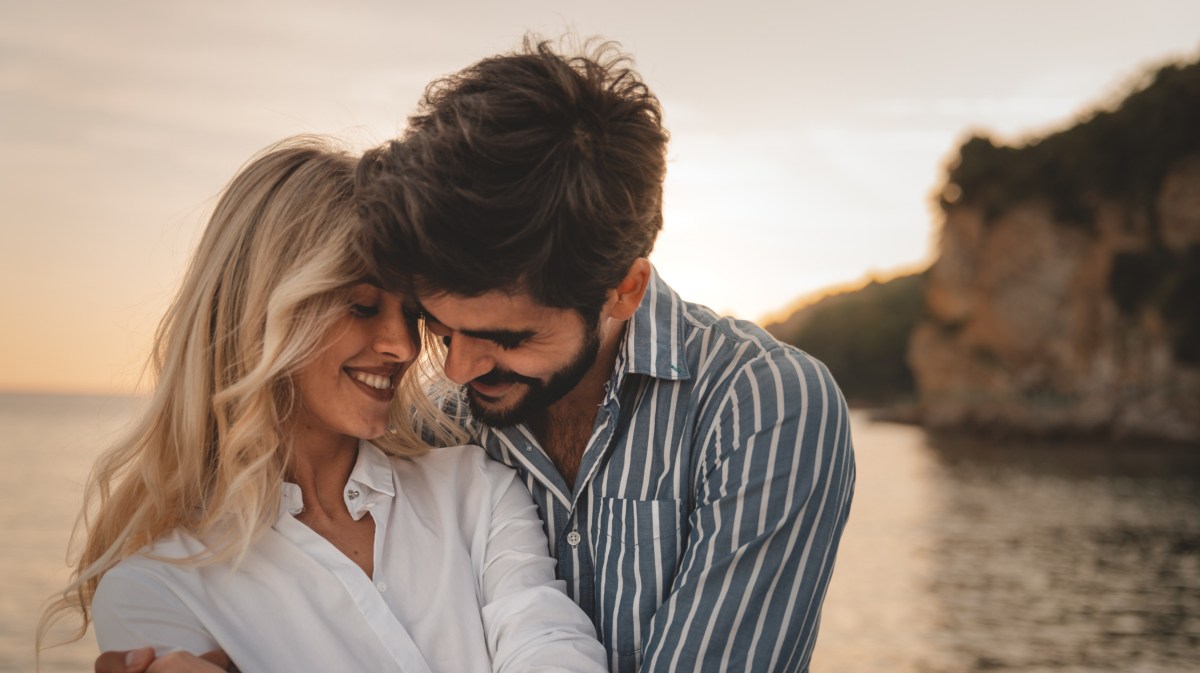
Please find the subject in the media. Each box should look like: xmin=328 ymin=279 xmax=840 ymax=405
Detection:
xmin=607 ymin=258 xmax=652 ymax=321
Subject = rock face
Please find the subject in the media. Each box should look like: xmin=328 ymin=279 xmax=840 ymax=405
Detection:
xmin=908 ymin=157 xmax=1200 ymax=442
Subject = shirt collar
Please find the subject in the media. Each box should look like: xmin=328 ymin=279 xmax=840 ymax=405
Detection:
xmin=349 ymin=440 xmax=396 ymax=494
xmin=474 ymin=268 xmax=690 ymax=473
xmin=279 ymin=440 xmax=395 ymax=520
xmin=616 ymin=266 xmax=691 ymax=382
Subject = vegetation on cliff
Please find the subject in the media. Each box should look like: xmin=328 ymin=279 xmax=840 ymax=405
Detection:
xmin=766 ymin=53 xmax=1199 ymax=432
xmin=941 ymin=55 xmax=1200 ymax=366
xmin=942 ymin=57 xmax=1200 ymax=225
xmin=765 ymin=273 xmax=923 ymax=406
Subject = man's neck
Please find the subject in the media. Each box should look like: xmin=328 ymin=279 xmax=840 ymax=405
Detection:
xmin=528 ymin=318 xmax=627 ymax=488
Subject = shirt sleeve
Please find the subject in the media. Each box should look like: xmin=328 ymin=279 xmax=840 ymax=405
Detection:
xmin=475 ymin=461 xmax=610 ymax=673
xmin=638 ymin=350 xmax=856 ymax=672
xmin=92 ymin=563 xmax=219 ymax=656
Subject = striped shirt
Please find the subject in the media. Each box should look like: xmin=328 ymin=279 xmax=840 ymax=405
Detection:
xmin=470 ymin=270 xmax=855 ymax=673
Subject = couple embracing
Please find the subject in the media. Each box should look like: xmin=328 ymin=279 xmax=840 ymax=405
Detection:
xmin=42 ymin=37 xmax=854 ymax=673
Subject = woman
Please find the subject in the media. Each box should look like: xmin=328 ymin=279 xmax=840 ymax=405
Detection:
xmin=38 ymin=137 xmax=607 ymax=673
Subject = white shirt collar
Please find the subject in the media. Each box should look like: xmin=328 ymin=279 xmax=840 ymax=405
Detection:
xmin=279 ymin=440 xmax=396 ymax=520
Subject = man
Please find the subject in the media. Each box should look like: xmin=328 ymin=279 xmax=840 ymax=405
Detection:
xmin=98 ymin=37 xmax=853 ymax=673
xmin=357 ymin=37 xmax=855 ymax=672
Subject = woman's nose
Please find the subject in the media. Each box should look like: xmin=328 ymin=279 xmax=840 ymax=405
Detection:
xmin=374 ymin=312 xmax=418 ymax=362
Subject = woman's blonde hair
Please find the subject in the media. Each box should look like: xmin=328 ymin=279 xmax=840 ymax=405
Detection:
xmin=38 ymin=135 xmax=466 ymax=653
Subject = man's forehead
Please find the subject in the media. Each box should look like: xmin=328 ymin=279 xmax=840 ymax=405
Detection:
xmin=417 ymin=288 xmax=568 ymax=328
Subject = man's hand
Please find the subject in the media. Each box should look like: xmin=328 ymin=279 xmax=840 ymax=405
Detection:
xmin=94 ymin=648 xmax=235 ymax=673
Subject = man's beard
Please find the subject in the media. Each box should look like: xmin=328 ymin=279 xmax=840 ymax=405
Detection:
xmin=465 ymin=326 xmax=602 ymax=428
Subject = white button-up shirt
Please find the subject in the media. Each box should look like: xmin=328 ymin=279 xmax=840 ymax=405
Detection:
xmin=93 ymin=442 xmax=607 ymax=673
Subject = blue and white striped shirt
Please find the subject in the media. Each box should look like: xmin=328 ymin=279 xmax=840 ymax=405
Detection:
xmin=472 ymin=270 xmax=855 ymax=672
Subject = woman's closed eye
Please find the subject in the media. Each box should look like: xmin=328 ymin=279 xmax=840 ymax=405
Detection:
xmin=402 ymin=306 xmax=424 ymax=324
xmin=350 ymin=303 xmax=379 ymax=318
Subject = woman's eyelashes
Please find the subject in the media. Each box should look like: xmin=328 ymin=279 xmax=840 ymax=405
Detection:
xmin=350 ymin=295 xmax=424 ymax=326
xmin=402 ymin=306 xmax=425 ymax=324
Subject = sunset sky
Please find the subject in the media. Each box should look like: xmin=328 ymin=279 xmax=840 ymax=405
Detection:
xmin=3 ymin=0 xmax=1199 ymax=394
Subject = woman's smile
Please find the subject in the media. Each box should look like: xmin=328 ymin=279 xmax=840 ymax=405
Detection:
xmin=345 ymin=367 xmax=398 ymax=402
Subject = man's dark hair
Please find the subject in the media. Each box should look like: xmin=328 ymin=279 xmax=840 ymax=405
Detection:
xmin=356 ymin=36 xmax=669 ymax=317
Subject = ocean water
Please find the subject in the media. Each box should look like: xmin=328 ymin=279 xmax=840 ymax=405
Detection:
xmin=1 ymin=393 xmax=142 ymax=673
xmin=2 ymin=393 xmax=1198 ymax=672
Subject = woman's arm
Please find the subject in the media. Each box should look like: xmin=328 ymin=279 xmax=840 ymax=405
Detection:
xmin=476 ymin=464 xmax=609 ymax=673
xmin=92 ymin=564 xmax=219 ymax=656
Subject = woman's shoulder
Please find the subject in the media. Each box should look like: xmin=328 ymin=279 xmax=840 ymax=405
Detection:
xmin=384 ymin=444 xmax=520 ymax=506
xmin=391 ymin=443 xmax=511 ymax=478
xmin=95 ymin=530 xmax=206 ymax=594
xmin=114 ymin=528 xmax=205 ymax=562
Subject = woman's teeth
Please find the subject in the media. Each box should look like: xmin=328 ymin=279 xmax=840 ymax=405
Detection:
xmin=349 ymin=371 xmax=392 ymax=390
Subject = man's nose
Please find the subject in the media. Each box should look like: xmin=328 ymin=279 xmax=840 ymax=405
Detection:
xmin=441 ymin=335 xmax=494 ymax=385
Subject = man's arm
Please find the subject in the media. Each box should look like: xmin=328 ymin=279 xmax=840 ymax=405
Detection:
xmin=95 ymin=648 xmax=233 ymax=673
xmin=639 ymin=351 xmax=856 ymax=672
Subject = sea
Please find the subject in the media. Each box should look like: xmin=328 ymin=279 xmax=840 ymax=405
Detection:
xmin=2 ymin=392 xmax=1198 ymax=673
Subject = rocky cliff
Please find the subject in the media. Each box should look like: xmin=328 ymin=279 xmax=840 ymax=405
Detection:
xmin=908 ymin=58 xmax=1200 ymax=442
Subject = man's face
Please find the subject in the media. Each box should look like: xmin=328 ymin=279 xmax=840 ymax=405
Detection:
xmin=417 ymin=289 xmax=601 ymax=427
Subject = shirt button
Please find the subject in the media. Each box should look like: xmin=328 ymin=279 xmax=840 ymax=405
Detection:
xmin=347 ymin=489 xmax=360 ymax=499
xmin=566 ymin=531 xmax=582 ymax=546
xmin=376 ymin=581 xmax=387 ymax=592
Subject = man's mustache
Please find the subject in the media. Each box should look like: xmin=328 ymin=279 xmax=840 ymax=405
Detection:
xmin=472 ymin=368 xmax=540 ymax=387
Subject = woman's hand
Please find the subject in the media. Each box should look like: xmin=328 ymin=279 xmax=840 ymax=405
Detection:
xmin=94 ymin=648 xmax=236 ymax=673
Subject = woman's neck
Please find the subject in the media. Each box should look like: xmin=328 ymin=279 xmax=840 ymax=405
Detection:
xmin=285 ymin=431 xmax=377 ymax=578
xmin=286 ymin=429 xmax=360 ymax=519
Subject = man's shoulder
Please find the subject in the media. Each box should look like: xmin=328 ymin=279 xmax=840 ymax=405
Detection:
xmin=675 ymin=295 xmax=839 ymax=394
xmin=668 ymin=297 xmax=854 ymax=507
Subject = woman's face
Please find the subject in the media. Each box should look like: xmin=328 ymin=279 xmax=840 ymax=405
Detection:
xmin=290 ymin=284 xmax=420 ymax=449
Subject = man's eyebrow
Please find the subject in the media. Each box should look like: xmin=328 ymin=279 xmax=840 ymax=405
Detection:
xmin=462 ymin=328 xmax=537 ymax=344
xmin=420 ymin=306 xmax=536 ymax=344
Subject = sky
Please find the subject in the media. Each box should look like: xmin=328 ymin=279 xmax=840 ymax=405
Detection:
xmin=2 ymin=0 xmax=1199 ymax=394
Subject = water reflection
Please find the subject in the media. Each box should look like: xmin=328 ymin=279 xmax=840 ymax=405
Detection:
xmin=9 ymin=401 xmax=1200 ymax=672
xmin=816 ymin=414 xmax=1200 ymax=672
xmin=921 ymin=432 xmax=1200 ymax=672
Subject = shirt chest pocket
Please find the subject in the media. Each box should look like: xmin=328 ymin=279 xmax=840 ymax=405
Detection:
xmin=589 ymin=496 xmax=686 ymax=661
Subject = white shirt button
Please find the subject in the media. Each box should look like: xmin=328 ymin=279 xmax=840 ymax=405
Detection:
xmin=566 ymin=531 xmax=582 ymax=546
xmin=376 ymin=581 xmax=387 ymax=592
xmin=347 ymin=489 xmax=360 ymax=499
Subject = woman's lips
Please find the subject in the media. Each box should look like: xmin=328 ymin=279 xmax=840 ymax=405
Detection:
xmin=348 ymin=370 xmax=392 ymax=390
xmin=346 ymin=368 xmax=397 ymax=402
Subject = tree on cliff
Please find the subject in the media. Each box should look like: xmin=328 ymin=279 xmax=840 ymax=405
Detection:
xmin=766 ymin=273 xmax=924 ymax=407
xmin=941 ymin=56 xmax=1200 ymax=367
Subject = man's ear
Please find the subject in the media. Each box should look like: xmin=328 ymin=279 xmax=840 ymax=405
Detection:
xmin=608 ymin=258 xmax=652 ymax=321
